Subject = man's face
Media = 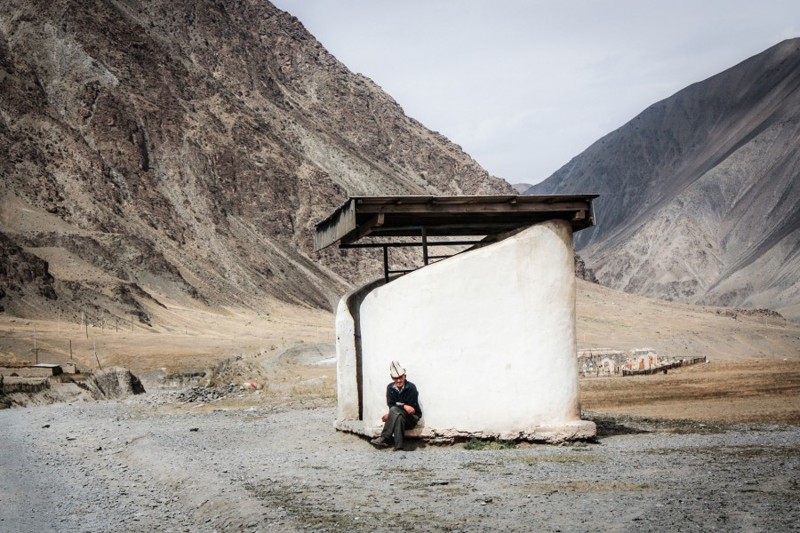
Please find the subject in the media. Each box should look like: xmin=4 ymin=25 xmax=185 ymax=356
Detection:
xmin=393 ymin=374 xmax=406 ymax=388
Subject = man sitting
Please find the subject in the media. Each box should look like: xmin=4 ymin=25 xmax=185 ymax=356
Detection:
xmin=370 ymin=360 xmax=422 ymax=451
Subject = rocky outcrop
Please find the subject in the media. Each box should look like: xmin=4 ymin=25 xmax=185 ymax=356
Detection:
xmin=0 ymin=232 xmax=57 ymax=313
xmin=574 ymin=254 xmax=598 ymax=283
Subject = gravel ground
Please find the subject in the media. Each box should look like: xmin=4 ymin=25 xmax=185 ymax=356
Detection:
xmin=1 ymin=390 xmax=798 ymax=533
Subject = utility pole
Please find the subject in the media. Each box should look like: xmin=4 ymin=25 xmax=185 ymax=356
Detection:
xmin=32 ymin=325 xmax=39 ymax=364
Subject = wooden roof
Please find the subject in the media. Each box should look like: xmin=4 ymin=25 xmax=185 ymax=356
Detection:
xmin=314 ymin=194 xmax=598 ymax=251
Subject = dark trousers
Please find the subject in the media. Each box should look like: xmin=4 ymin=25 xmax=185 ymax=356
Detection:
xmin=381 ymin=406 xmax=419 ymax=450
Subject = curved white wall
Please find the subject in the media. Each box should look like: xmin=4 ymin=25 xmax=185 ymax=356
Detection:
xmin=337 ymin=220 xmax=595 ymax=441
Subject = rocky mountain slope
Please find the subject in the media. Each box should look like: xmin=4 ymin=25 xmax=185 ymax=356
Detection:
xmin=529 ymin=39 xmax=800 ymax=321
xmin=0 ymin=0 xmax=512 ymax=326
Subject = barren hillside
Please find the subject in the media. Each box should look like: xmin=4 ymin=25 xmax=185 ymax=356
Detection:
xmin=530 ymin=39 xmax=800 ymax=321
xmin=2 ymin=276 xmax=798 ymax=378
xmin=0 ymin=0 xmax=512 ymax=328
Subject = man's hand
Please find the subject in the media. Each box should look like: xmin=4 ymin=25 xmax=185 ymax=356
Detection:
xmin=403 ymin=404 xmax=415 ymax=415
xmin=381 ymin=413 xmax=388 ymax=422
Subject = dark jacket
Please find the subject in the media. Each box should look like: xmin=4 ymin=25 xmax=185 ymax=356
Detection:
xmin=386 ymin=380 xmax=422 ymax=419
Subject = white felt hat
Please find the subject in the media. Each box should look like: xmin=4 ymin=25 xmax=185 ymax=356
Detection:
xmin=389 ymin=360 xmax=405 ymax=378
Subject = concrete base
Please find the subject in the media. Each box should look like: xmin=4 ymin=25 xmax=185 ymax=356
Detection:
xmin=335 ymin=418 xmax=596 ymax=444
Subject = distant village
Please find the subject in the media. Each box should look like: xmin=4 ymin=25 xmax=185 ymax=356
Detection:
xmin=578 ymin=348 xmax=707 ymax=377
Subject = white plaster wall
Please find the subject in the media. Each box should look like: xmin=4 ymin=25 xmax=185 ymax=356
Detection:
xmin=357 ymin=220 xmax=582 ymax=436
xmin=335 ymin=279 xmax=385 ymax=423
xmin=335 ymin=295 xmax=359 ymax=423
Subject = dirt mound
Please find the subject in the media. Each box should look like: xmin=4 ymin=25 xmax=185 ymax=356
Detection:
xmin=276 ymin=343 xmax=335 ymax=366
xmin=83 ymin=367 xmax=146 ymax=399
xmin=207 ymin=355 xmax=269 ymax=389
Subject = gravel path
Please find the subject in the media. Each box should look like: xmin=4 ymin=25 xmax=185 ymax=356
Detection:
xmin=1 ymin=392 xmax=798 ymax=532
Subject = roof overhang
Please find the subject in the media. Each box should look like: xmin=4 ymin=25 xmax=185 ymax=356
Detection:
xmin=313 ymin=194 xmax=598 ymax=251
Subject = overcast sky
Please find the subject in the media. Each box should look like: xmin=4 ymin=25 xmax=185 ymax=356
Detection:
xmin=269 ymin=0 xmax=799 ymax=186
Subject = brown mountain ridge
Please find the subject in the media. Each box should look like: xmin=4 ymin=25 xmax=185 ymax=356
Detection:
xmin=0 ymin=0 xmax=512 ymax=325
xmin=529 ymin=39 xmax=800 ymax=321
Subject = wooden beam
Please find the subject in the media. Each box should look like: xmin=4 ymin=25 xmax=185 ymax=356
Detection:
xmin=313 ymin=199 xmax=357 ymax=251
xmin=354 ymin=200 xmax=593 ymax=215
xmin=314 ymin=194 xmax=598 ymax=251
xmin=340 ymin=213 xmax=385 ymax=247
xmin=341 ymin=240 xmax=483 ymax=249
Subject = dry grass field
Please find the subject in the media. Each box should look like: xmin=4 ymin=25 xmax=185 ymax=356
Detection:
xmin=580 ymin=359 xmax=800 ymax=425
xmin=0 ymin=300 xmax=334 ymax=374
xmin=2 ymin=279 xmax=799 ymax=425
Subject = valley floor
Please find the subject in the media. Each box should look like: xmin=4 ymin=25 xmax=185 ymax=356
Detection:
xmin=1 ymin=294 xmax=799 ymax=532
xmin=1 ymin=396 xmax=798 ymax=532
xmin=1 ymin=359 xmax=799 ymax=533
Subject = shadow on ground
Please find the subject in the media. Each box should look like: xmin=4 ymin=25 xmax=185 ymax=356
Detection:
xmin=585 ymin=411 xmax=731 ymax=438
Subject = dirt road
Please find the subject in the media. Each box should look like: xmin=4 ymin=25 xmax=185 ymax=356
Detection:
xmin=1 ymin=388 xmax=798 ymax=532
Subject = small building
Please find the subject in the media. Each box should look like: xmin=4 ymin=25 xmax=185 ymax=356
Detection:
xmin=0 ymin=363 xmax=62 ymax=378
xmin=30 ymin=364 xmax=63 ymax=377
xmin=0 ymin=361 xmax=31 ymax=377
xmin=315 ymin=195 xmax=598 ymax=442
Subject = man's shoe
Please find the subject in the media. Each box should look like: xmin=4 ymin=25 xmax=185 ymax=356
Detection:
xmin=370 ymin=437 xmax=389 ymax=448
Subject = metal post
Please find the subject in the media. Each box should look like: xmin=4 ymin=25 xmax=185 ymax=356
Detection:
xmin=422 ymin=226 xmax=429 ymax=265
xmin=383 ymin=246 xmax=389 ymax=283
